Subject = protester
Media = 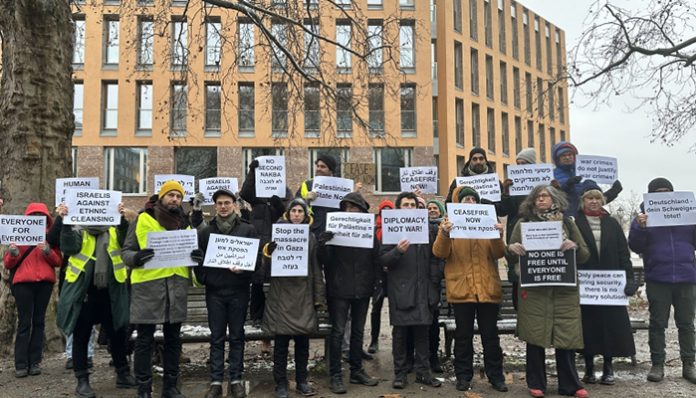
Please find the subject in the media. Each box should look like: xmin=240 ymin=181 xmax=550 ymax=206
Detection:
xmin=628 ymin=177 xmax=696 ymax=384
xmin=261 ymin=198 xmax=326 ymax=398
xmin=426 ymin=199 xmax=446 ymax=373
xmin=433 ymin=186 xmax=508 ymax=392
xmin=122 ymin=180 xmax=202 ymax=398
xmin=575 ymin=182 xmax=637 ymax=385
xmin=56 ymin=202 xmax=137 ymax=397
xmin=296 ymin=153 xmax=340 ymax=235
xmin=4 ymin=203 xmax=62 ymax=378
xmin=195 ymin=189 xmax=258 ymax=398
xmin=368 ymin=199 xmax=394 ymax=354
xmin=507 ymin=184 xmax=591 ymax=398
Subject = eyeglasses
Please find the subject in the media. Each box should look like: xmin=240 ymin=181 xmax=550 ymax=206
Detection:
xmin=536 ymin=193 xmax=551 ymax=200
xmin=215 ymin=201 xmax=234 ymax=206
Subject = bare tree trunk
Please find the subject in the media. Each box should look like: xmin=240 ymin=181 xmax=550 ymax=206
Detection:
xmin=0 ymin=0 xmax=74 ymax=354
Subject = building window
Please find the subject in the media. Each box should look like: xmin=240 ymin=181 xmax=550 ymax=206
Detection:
xmin=205 ymin=84 xmax=221 ymax=134
xmin=472 ymin=103 xmax=481 ymax=147
xmin=138 ymin=18 xmax=154 ymax=67
xmin=206 ymin=19 xmax=222 ymax=68
xmin=534 ymin=16 xmax=542 ymax=70
xmin=304 ymin=83 xmax=320 ymax=137
xmin=536 ymin=77 xmax=544 ymax=117
xmin=558 ymin=87 xmax=565 ymax=123
xmin=469 ymin=0 xmax=478 ymax=41
xmin=309 ymin=148 xmax=348 ymax=178
xmin=400 ymin=84 xmax=416 ymax=136
xmin=136 ymin=82 xmax=152 ymax=133
xmin=104 ymin=17 xmax=119 ymax=65
xmin=548 ymin=82 xmax=555 ymax=121
xmin=511 ymin=3 xmax=518 ymax=60
xmin=400 ymin=21 xmax=415 ymax=72
xmin=73 ymin=82 xmax=84 ymax=135
xmin=485 ymin=55 xmax=494 ymax=100
xmin=304 ymin=21 xmax=320 ymax=71
xmin=104 ymin=147 xmax=147 ymax=194
xmin=483 ymin=0 xmax=492 ymax=47
xmin=367 ymin=0 xmax=383 ymax=9
xmin=335 ymin=0 xmax=351 ymax=9
xmin=454 ymin=41 xmax=463 ymax=90
xmin=560 ymin=129 xmax=566 ymax=142
xmin=455 ymin=98 xmax=464 ymax=145
xmin=367 ymin=20 xmax=383 ymax=72
xmin=502 ymin=111 xmax=510 ymax=155
xmin=244 ymin=148 xmax=285 ymax=173
xmin=556 ymin=29 xmax=563 ymax=73
xmin=368 ymin=84 xmax=384 ymax=136
xmin=336 ymin=21 xmax=352 ymax=73
xmin=336 ymin=84 xmax=352 ymax=136
xmin=514 ymin=116 xmax=522 ymax=154
xmin=525 ymin=72 xmax=532 ymax=114
xmin=271 ymin=21 xmax=287 ymax=71
xmin=271 ymin=83 xmax=288 ymax=137
xmin=500 ymin=61 xmax=508 ymax=104
xmin=73 ymin=17 xmax=85 ymax=65
xmin=171 ymin=83 xmax=187 ymax=136
xmin=374 ymin=148 xmax=412 ymax=193
xmin=470 ymin=48 xmax=479 ymax=95
xmin=487 ymin=107 xmax=496 ymax=153
xmin=513 ymin=67 xmax=520 ymax=108
xmin=498 ymin=0 xmax=506 ymax=53
xmin=545 ymin=23 xmax=553 ymax=73
xmin=400 ymin=0 xmax=415 ymax=8
xmin=71 ymin=147 xmax=78 ymax=177
xmin=238 ymin=83 xmax=255 ymax=136
xmin=550 ymin=127 xmax=556 ymax=146
xmin=523 ymin=10 xmax=530 ymax=65
xmin=238 ymin=21 xmax=255 ymax=70
xmin=432 ymin=96 xmax=439 ymax=138
xmin=172 ymin=18 xmax=188 ymax=67
xmin=453 ymin=0 xmax=462 ymax=32
xmin=102 ymin=82 xmax=118 ymax=133
xmin=527 ymin=119 xmax=534 ymax=147
xmin=175 ymin=148 xmax=217 ymax=181
xmin=538 ymin=124 xmax=546 ymax=162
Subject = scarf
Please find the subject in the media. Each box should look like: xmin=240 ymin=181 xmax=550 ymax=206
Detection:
xmin=533 ymin=204 xmax=564 ymax=222
xmin=154 ymin=201 xmax=183 ymax=231
xmin=215 ymin=213 xmax=238 ymax=235
xmin=582 ymin=208 xmax=608 ymax=217
xmin=85 ymin=225 xmax=111 ymax=289
xmin=466 ymin=163 xmax=490 ymax=176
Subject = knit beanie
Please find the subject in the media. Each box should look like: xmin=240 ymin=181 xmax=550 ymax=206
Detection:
xmin=469 ymin=147 xmax=488 ymax=161
xmin=647 ymin=177 xmax=674 ymax=193
xmin=158 ymin=180 xmax=185 ymax=199
xmin=516 ymin=147 xmax=537 ymax=164
xmin=551 ymin=141 xmax=578 ymax=163
xmin=581 ymin=180 xmax=603 ymax=198
xmin=457 ymin=186 xmax=480 ymax=203
xmin=427 ymin=199 xmax=445 ymax=217
xmin=316 ymin=153 xmax=338 ymax=173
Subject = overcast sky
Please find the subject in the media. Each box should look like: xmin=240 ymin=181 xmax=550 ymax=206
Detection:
xmin=521 ymin=0 xmax=695 ymax=197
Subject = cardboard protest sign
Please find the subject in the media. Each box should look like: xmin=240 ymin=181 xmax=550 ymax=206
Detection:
xmin=56 ymin=177 xmax=99 ymax=206
xmin=0 ymin=216 xmax=46 ymax=245
xmin=579 ymin=270 xmax=628 ymax=306
xmin=325 ymin=212 xmax=375 ymax=248
xmin=199 ymin=178 xmax=239 ymax=205
xmin=343 ymin=163 xmax=375 ymax=185
xmin=255 ymin=156 xmax=286 ymax=198
xmin=154 ymin=174 xmax=195 ymax=201
xmin=311 ymin=176 xmax=354 ymax=209
xmin=575 ymin=155 xmax=618 ymax=185
xmin=203 ymin=234 xmax=259 ymax=271
xmin=271 ymin=224 xmax=310 ymax=277
xmin=145 ymin=229 xmax=198 ymax=269
xmin=381 ymin=209 xmax=429 ymax=245
xmin=643 ymin=191 xmax=696 ymax=227
xmin=446 ymin=203 xmax=499 ymax=239
xmin=506 ymin=164 xmax=554 ymax=196
xmin=520 ymin=250 xmax=577 ymax=287
xmin=400 ymin=167 xmax=438 ymax=194
xmin=63 ymin=189 xmax=122 ymax=226
xmin=455 ymin=174 xmax=501 ymax=202
xmin=521 ymin=221 xmax=563 ymax=251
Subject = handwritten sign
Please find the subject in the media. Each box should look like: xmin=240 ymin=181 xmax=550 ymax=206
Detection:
xmin=520 ymin=250 xmax=577 ymax=287
xmin=576 ymin=155 xmax=618 ymax=185
xmin=381 ymin=209 xmax=429 ymax=245
xmin=154 ymin=174 xmax=195 ymax=201
xmin=203 ymin=234 xmax=260 ymax=271
xmin=0 ymin=216 xmax=46 ymax=245
xmin=343 ymin=163 xmax=375 ymax=185
xmin=446 ymin=203 xmax=499 ymax=239
xmin=455 ymin=174 xmax=501 ymax=202
xmin=271 ymin=224 xmax=309 ymax=277
xmin=506 ymin=164 xmax=554 ymax=196
xmin=255 ymin=156 xmax=286 ymax=198
xmin=521 ymin=221 xmax=563 ymax=251
xmin=325 ymin=212 xmax=375 ymax=248
xmin=311 ymin=176 xmax=354 ymax=209
xmin=56 ymin=177 xmax=99 ymax=206
xmin=63 ymin=189 xmax=122 ymax=226
xmin=199 ymin=178 xmax=239 ymax=205
xmin=643 ymin=191 xmax=696 ymax=227
xmin=579 ymin=270 xmax=628 ymax=306
xmin=400 ymin=167 xmax=438 ymax=194
xmin=145 ymin=229 xmax=198 ymax=269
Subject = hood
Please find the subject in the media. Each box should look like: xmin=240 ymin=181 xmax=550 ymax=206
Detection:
xmin=340 ymin=192 xmax=370 ymax=213
xmin=378 ymin=199 xmax=395 ymax=213
xmin=284 ymin=198 xmax=312 ymax=225
xmin=25 ymin=202 xmax=53 ymax=229
xmin=551 ymin=141 xmax=578 ymax=166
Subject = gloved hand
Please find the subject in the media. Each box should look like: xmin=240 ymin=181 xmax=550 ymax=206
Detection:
xmin=562 ymin=176 xmax=583 ymax=191
xmin=266 ymin=241 xmax=278 ymax=255
xmin=248 ymin=159 xmax=259 ymax=170
xmin=317 ymin=231 xmax=334 ymax=245
xmin=624 ymin=280 xmax=639 ymax=296
xmin=269 ymin=195 xmax=284 ymax=210
xmin=191 ymin=192 xmax=205 ymax=211
xmin=191 ymin=249 xmax=204 ymax=264
xmin=604 ymin=179 xmax=623 ymax=203
xmin=133 ymin=248 xmax=155 ymax=268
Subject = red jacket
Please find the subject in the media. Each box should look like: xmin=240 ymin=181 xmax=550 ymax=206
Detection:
xmin=3 ymin=203 xmax=62 ymax=284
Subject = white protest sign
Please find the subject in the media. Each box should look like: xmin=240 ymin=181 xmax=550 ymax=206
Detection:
xmin=64 ymin=189 xmax=122 ymax=226
xmin=506 ymin=164 xmax=554 ymax=196
xmin=643 ymin=191 xmax=696 ymax=227
xmin=203 ymin=234 xmax=259 ymax=271
xmin=145 ymin=229 xmax=198 ymax=269
xmin=446 ymin=203 xmax=500 ymax=239
xmin=455 ymin=174 xmax=501 ymax=202
xmin=381 ymin=209 xmax=429 ymax=245
xmin=575 ymin=155 xmax=618 ymax=185
xmin=521 ymin=221 xmax=563 ymax=251
xmin=199 ymin=178 xmax=239 ymax=205
xmin=255 ymin=156 xmax=286 ymax=198
xmin=325 ymin=212 xmax=375 ymax=248
xmin=154 ymin=174 xmax=195 ymax=201
xmin=579 ymin=270 xmax=628 ymax=306
xmin=0 ymin=216 xmax=46 ymax=245
xmin=56 ymin=177 xmax=99 ymax=206
xmin=400 ymin=167 xmax=438 ymax=194
xmin=271 ymin=224 xmax=309 ymax=277
xmin=311 ymin=176 xmax=354 ymax=209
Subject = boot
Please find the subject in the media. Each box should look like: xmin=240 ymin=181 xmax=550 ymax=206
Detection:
xmin=203 ymin=384 xmax=223 ymax=398
xmin=329 ymin=374 xmax=347 ymax=394
xmin=683 ymin=360 xmax=696 ymax=384
xmin=582 ymin=355 xmax=597 ymax=384
xmin=115 ymin=366 xmax=137 ymax=389
xmin=647 ymin=362 xmax=664 ymax=382
xmin=161 ymin=375 xmax=185 ymax=398
xmin=137 ymin=378 xmax=153 ymax=398
xmin=601 ymin=359 xmax=615 ymax=385
xmin=75 ymin=371 xmax=96 ymax=398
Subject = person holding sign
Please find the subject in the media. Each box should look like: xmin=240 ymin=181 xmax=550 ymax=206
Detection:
xmin=195 ymin=189 xmax=258 ymax=398
xmin=507 ymin=184 xmax=591 ymax=398
xmin=432 ymin=186 xmax=508 ymax=393
xmin=628 ymin=177 xmax=696 ymax=384
xmin=55 ymin=202 xmax=138 ymax=396
xmin=296 ymin=153 xmax=340 ymax=235
xmin=367 ymin=199 xmax=394 ymax=355
xmin=121 ymin=180 xmax=202 ymax=398
xmin=3 ymin=203 xmax=62 ymax=379
xmin=260 ymin=198 xmax=326 ymax=398
xmin=575 ymin=182 xmax=637 ymax=385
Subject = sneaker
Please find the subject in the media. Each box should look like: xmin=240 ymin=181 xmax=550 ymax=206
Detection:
xmin=28 ymin=364 xmax=41 ymax=376
xmin=456 ymin=379 xmax=471 ymax=391
xmin=574 ymin=388 xmax=589 ymax=398
xmin=392 ymin=377 xmax=406 ymax=389
xmin=204 ymin=384 xmax=223 ymax=398
xmin=330 ymin=375 xmax=346 ymax=394
xmin=367 ymin=341 xmax=378 ymax=354
xmin=582 ymin=372 xmax=598 ymax=384
xmin=295 ymin=382 xmax=317 ymax=396
xmin=274 ymin=384 xmax=289 ymax=398
xmin=528 ymin=388 xmax=545 ymax=398
xmin=15 ymin=368 xmax=28 ymax=378
xmin=228 ymin=381 xmax=246 ymax=398
xmin=647 ymin=363 xmax=664 ymax=382
xmin=65 ymin=358 xmax=73 ymax=369
xmin=600 ymin=373 xmax=615 ymax=385
xmin=491 ymin=380 xmax=509 ymax=392
xmin=349 ymin=370 xmax=378 ymax=386
xmin=415 ymin=374 xmax=442 ymax=388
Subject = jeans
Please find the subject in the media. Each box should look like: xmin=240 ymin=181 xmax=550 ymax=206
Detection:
xmin=393 ymin=325 xmax=429 ymax=377
xmin=206 ymin=288 xmax=249 ymax=382
xmin=273 ymin=335 xmax=310 ymax=386
xmin=646 ymin=282 xmax=696 ymax=364
xmin=134 ymin=322 xmax=182 ymax=382
xmin=526 ymin=343 xmax=582 ymax=395
xmin=452 ymin=302 xmax=504 ymax=384
xmin=65 ymin=328 xmax=96 ymax=359
xmin=328 ymin=297 xmax=370 ymax=376
xmin=13 ymin=282 xmax=53 ymax=370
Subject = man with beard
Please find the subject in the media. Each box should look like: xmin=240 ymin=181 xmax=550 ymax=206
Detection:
xmin=122 ymin=181 xmax=204 ymax=398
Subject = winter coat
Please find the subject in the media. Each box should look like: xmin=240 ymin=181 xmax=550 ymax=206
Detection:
xmin=509 ymin=216 xmax=590 ymax=349
xmin=296 ymin=179 xmax=338 ymax=235
xmin=575 ymin=212 xmax=636 ymax=357
xmin=3 ymin=203 xmax=62 ymax=285
xmin=628 ymin=209 xmax=696 ymax=284
xmin=262 ymin=221 xmax=326 ymax=335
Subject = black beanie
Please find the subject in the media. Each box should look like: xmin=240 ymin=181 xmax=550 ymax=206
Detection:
xmin=316 ymin=153 xmax=338 ymax=172
xmin=469 ymin=147 xmax=487 ymax=161
xmin=648 ymin=177 xmax=674 ymax=193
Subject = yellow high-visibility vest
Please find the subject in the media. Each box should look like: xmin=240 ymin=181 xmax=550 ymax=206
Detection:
xmin=130 ymin=212 xmax=191 ymax=285
xmin=65 ymin=228 xmax=127 ymax=284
